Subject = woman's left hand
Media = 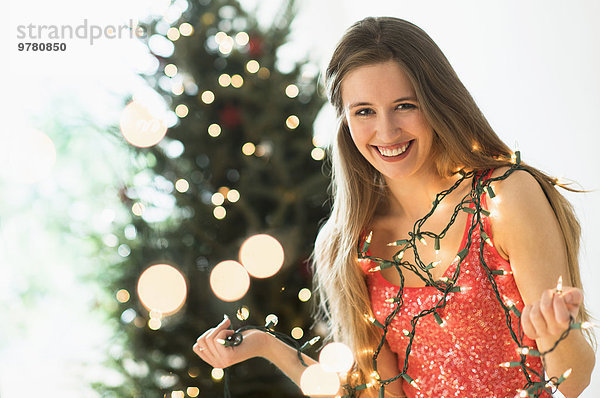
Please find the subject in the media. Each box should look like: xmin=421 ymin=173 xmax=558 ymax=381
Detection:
xmin=520 ymin=284 xmax=583 ymax=341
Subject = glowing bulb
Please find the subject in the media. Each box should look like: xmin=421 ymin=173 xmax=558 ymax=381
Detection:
xmin=209 ymin=260 xmax=250 ymax=301
xmin=300 ymin=364 xmax=340 ymax=396
xmin=236 ymin=306 xmax=250 ymax=321
xmin=227 ymin=189 xmax=240 ymax=202
xmin=235 ymin=31 xmax=249 ymax=46
xmin=418 ymin=235 xmax=427 ymax=245
xmin=137 ymin=264 xmax=187 ymax=315
xmin=208 ymin=123 xmax=221 ymax=137
xmin=167 ymin=27 xmax=180 ymax=41
xmin=215 ymin=31 xmax=227 ymax=44
xmin=164 ymin=63 xmax=178 ymax=77
xmin=175 ymin=179 xmax=189 ymax=193
xmin=211 ymin=368 xmax=224 ymax=381
xmin=319 ymin=342 xmax=354 ymax=373
xmin=311 ymin=147 xmax=325 ymax=160
xmin=179 ymin=22 xmax=193 ymax=36
xmin=265 ymin=314 xmax=278 ymax=327
xmin=148 ymin=318 xmax=161 ymax=330
xmin=116 ymin=289 xmax=130 ymax=303
xmin=555 ymin=275 xmax=563 ymax=294
xmin=291 ymin=327 xmax=304 ymax=339
xmin=285 ymin=84 xmax=299 ymax=98
xmin=175 ymin=104 xmax=188 ymax=118
xmin=298 ymin=288 xmax=312 ymax=302
xmin=120 ymin=101 xmax=167 ymax=148
xmin=231 ymin=74 xmax=244 ymax=88
xmin=211 ymin=192 xmax=225 ymax=206
xmin=242 ymin=142 xmax=256 ymax=155
xmin=286 ymin=115 xmax=300 ymax=129
xmin=239 ymin=234 xmax=285 ymax=278
xmin=218 ymin=73 xmax=231 ymax=87
xmin=213 ymin=206 xmax=226 ymax=219
xmin=246 ymin=60 xmax=260 ymax=73
xmin=201 ymin=90 xmax=215 ymax=104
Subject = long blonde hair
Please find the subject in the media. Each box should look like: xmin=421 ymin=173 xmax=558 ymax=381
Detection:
xmin=311 ymin=16 xmax=591 ymax=389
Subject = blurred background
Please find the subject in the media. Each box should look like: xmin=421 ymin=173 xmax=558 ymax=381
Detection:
xmin=1 ymin=0 xmax=598 ymax=397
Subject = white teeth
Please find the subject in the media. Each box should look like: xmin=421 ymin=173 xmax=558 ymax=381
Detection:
xmin=377 ymin=142 xmax=410 ymax=157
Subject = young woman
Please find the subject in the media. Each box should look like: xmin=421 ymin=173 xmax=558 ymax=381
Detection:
xmin=193 ymin=17 xmax=595 ymax=397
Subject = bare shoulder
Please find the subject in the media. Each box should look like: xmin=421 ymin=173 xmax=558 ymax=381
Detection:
xmin=487 ymin=166 xmax=558 ymax=260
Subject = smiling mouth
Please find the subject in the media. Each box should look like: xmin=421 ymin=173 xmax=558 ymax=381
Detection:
xmin=374 ymin=140 xmax=412 ymax=157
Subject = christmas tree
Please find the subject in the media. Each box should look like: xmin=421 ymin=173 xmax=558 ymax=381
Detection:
xmin=95 ymin=0 xmax=329 ymax=396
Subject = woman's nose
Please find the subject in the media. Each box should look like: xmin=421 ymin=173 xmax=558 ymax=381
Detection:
xmin=376 ymin=113 xmax=401 ymax=142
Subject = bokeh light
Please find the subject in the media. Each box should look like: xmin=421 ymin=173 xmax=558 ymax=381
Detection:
xmin=201 ymin=90 xmax=215 ymax=104
xmin=167 ymin=27 xmax=180 ymax=41
xmin=175 ymin=178 xmax=189 ymax=193
xmin=291 ymin=327 xmax=304 ymax=339
xmin=137 ymin=263 xmax=187 ymax=316
xmin=319 ymin=342 xmax=354 ymax=373
xmin=227 ymin=189 xmax=240 ymax=203
xmin=298 ymin=288 xmax=311 ymax=302
xmin=148 ymin=318 xmax=162 ymax=330
xmin=211 ymin=368 xmax=224 ymax=381
xmin=213 ymin=206 xmax=226 ymax=219
xmin=239 ymin=234 xmax=284 ymax=278
xmin=175 ymin=104 xmax=188 ymax=118
xmin=246 ymin=60 xmax=259 ymax=73
xmin=242 ymin=142 xmax=255 ymax=155
xmin=116 ymin=289 xmax=130 ymax=303
xmin=208 ymin=123 xmax=221 ymax=137
xmin=179 ymin=22 xmax=194 ymax=36
xmin=286 ymin=115 xmax=300 ymax=129
xmin=300 ymin=364 xmax=340 ymax=396
xmin=132 ymin=202 xmax=145 ymax=216
xmin=209 ymin=260 xmax=250 ymax=301
xmin=211 ymin=192 xmax=225 ymax=206
xmin=120 ymin=101 xmax=168 ymax=148
xmin=171 ymin=391 xmax=184 ymax=398
xmin=231 ymin=74 xmax=244 ymax=88
xmin=257 ymin=67 xmax=270 ymax=79
xmin=235 ymin=31 xmax=249 ymax=46
xmin=285 ymin=84 xmax=299 ymax=98
xmin=186 ymin=387 xmax=200 ymax=397
xmin=311 ymin=147 xmax=325 ymax=161
xmin=218 ymin=73 xmax=231 ymax=87
xmin=164 ymin=64 xmax=178 ymax=77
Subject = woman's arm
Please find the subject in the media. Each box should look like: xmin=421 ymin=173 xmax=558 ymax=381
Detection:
xmin=489 ymin=168 xmax=595 ymax=396
xmin=193 ymin=316 xmax=406 ymax=397
xmin=193 ymin=315 xmax=318 ymax=388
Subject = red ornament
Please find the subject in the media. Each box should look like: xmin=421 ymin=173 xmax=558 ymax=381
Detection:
xmin=219 ymin=104 xmax=242 ymax=128
xmin=248 ymin=36 xmax=263 ymax=57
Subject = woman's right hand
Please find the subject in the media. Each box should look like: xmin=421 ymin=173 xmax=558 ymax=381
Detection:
xmin=192 ymin=315 xmax=270 ymax=369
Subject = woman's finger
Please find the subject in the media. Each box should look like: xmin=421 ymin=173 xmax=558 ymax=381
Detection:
xmin=552 ymin=292 xmax=571 ymax=326
xmin=521 ymin=304 xmax=538 ymax=339
xmin=528 ymin=303 xmax=547 ymax=338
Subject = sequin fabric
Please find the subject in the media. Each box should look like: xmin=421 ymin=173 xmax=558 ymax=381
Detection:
xmin=360 ymin=190 xmax=549 ymax=397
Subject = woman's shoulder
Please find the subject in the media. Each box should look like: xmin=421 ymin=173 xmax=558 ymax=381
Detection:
xmin=487 ymin=166 xmax=556 ymax=259
xmin=488 ymin=166 xmax=547 ymax=207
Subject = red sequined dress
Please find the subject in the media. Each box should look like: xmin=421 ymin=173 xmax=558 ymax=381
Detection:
xmin=360 ymin=174 xmax=549 ymax=397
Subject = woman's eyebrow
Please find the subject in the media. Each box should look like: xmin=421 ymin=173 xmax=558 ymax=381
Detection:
xmin=348 ymin=97 xmax=417 ymax=109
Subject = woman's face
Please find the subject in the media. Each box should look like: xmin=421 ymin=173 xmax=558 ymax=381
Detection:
xmin=341 ymin=61 xmax=435 ymax=182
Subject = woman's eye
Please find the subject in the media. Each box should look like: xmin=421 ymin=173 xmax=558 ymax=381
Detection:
xmin=396 ymin=103 xmax=416 ymax=110
xmin=355 ymin=108 xmax=374 ymax=116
